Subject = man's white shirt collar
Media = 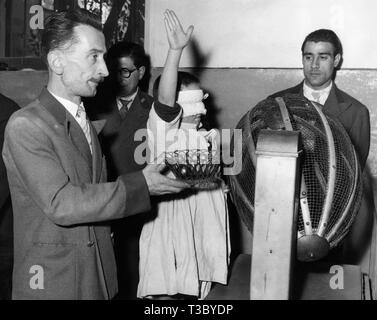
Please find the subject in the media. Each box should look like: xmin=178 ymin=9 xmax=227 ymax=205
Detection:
xmin=303 ymin=81 xmax=333 ymax=105
xmin=49 ymin=90 xmax=83 ymax=119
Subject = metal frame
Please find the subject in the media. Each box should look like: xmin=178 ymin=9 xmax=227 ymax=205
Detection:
xmin=250 ymin=129 xmax=301 ymax=300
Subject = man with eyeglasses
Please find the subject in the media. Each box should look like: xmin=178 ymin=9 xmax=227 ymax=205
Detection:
xmin=86 ymin=41 xmax=153 ymax=180
xmin=86 ymin=41 xmax=177 ymax=299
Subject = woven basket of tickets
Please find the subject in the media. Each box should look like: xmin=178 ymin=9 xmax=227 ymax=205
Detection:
xmin=165 ymin=149 xmax=222 ymax=189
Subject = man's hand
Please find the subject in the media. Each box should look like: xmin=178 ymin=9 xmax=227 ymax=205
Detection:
xmin=164 ymin=9 xmax=194 ymax=51
xmin=142 ymin=162 xmax=190 ymax=196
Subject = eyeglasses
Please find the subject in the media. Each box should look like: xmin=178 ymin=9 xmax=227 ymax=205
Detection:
xmin=118 ymin=67 xmax=138 ymax=78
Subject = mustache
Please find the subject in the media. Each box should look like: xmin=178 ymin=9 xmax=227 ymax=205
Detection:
xmin=89 ymin=77 xmax=105 ymax=83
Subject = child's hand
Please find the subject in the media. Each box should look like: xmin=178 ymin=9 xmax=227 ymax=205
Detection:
xmin=164 ymin=9 xmax=194 ymax=51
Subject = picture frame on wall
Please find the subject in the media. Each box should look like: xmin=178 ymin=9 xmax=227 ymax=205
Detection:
xmin=0 ymin=0 xmax=146 ymax=70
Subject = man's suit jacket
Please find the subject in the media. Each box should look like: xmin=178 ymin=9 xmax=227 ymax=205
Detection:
xmin=269 ymin=82 xmax=370 ymax=169
xmin=1 ymin=88 xmax=151 ymax=300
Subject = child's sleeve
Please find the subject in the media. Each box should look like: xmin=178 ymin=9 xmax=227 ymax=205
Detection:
xmin=147 ymin=101 xmax=182 ymax=162
xmin=154 ymin=100 xmax=182 ymax=123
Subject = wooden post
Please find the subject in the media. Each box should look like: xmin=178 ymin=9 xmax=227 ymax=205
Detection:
xmin=250 ymin=129 xmax=300 ymax=300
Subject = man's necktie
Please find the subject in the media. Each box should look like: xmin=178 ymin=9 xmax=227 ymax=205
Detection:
xmin=76 ymin=104 xmax=92 ymax=153
xmin=311 ymin=91 xmax=322 ymax=104
xmin=119 ymin=98 xmax=132 ymax=120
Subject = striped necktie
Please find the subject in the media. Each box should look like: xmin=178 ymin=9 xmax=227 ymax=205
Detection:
xmin=119 ymin=98 xmax=132 ymax=119
xmin=76 ymin=104 xmax=92 ymax=153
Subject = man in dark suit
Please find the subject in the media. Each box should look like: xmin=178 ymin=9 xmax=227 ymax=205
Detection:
xmin=2 ymin=8 xmax=187 ymax=300
xmin=87 ymin=41 xmax=153 ymax=179
xmin=86 ymin=41 xmax=157 ymax=299
xmin=0 ymin=93 xmax=19 ymax=300
xmin=270 ymin=29 xmax=371 ymax=267
xmin=269 ymin=29 xmax=370 ymax=170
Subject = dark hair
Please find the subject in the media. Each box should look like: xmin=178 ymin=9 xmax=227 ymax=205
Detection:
xmin=106 ymin=41 xmax=148 ymax=71
xmin=152 ymin=71 xmax=200 ymax=99
xmin=177 ymin=72 xmax=200 ymax=89
xmin=41 ymin=8 xmax=102 ymax=62
xmin=301 ymin=29 xmax=343 ymax=56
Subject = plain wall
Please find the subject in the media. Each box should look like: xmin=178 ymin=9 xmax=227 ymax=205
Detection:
xmin=146 ymin=0 xmax=377 ymax=68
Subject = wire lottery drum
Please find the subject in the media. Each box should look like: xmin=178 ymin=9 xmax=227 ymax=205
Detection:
xmin=229 ymin=94 xmax=363 ymax=261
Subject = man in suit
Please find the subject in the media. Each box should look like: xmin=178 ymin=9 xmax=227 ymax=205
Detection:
xmin=270 ymin=29 xmax=371 ymax=267
xmin=1 ymin=8 xmax=187 ymax=300
xmin=270 ymin=29 xmax=370 ymax=170
xmin=0 ymin=93 xmax=19 ymax=300
xmin=85 ymin=41 xmax=158 ymax=299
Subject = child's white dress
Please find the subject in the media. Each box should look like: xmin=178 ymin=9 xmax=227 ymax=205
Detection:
xmin=137 ymin=104 xmax=230 ymax=299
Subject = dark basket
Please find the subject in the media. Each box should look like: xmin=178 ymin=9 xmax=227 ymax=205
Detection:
xmin=165 ymin=149 xmax=222 ymax=189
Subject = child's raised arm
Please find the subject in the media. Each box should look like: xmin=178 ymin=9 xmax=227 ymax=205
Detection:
xmin=159 ymin=10 xmax=194 ymax=107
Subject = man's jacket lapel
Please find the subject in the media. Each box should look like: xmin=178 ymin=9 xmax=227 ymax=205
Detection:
xmin=122 ymin=92 xmax=151 ymax=138
xmin=38 ymin=88 xmax=93 ymax=177
xmin=323 ymin=84 xmax=351 ymax=118
xmin=66 ymin=112 xmax=93 ymax=173
xmin=89 ymin=121 xmax=103 ymax=183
